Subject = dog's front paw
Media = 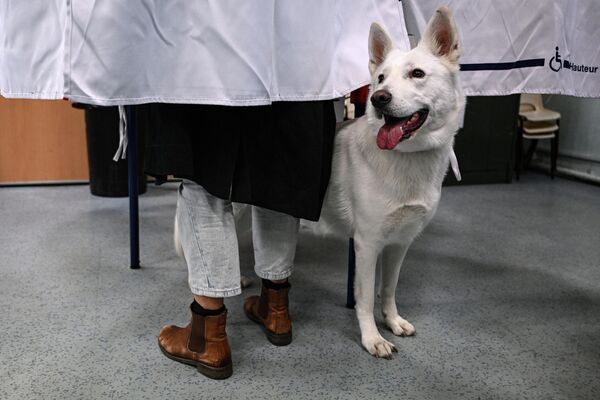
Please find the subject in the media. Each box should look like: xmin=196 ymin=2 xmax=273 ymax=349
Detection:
xmin=385 ymin=315 xmax=416 ymax=337
xmin=362 ymin=334 xmax=397 ymax=359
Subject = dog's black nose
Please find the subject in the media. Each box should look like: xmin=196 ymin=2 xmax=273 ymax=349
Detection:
xmin=370 ymin=90 xmax=392 ymax=108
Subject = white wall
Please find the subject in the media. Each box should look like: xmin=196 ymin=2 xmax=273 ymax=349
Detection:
xmin=534 ymin=95 xmax=600 ymax=182
xmin=542 ymin=95 xmax=600 ymax=163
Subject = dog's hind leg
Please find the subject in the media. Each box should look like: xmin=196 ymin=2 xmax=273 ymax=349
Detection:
xmin=353 ymin=238 xmax=397 ymax=358
xmin=381 ymin=244 xmax=415 ymax=337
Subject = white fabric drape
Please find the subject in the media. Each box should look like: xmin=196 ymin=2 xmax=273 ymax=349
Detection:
xmin=0 ymin=0 xmax=68 ymax=99
xmin=0 ymin=0 xmax=410 ymax=105
xmin=403 ymin=0 xmax=600 ymax=98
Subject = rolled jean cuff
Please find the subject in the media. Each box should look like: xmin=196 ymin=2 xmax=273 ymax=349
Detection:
xmin=255 ymin=266 xmax=293 ymax=281
xmin=189 ymin=285 xmax=242 ymax=298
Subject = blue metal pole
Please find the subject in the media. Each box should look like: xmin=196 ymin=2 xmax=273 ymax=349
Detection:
xmin=346 ymin=238 xmax=356 ymax=308
xmin=126 ymin=105 xmax=140 ymax=269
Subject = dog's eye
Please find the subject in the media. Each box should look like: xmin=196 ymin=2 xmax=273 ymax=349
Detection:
xmin=377 ymin=74 xmax=385 ymax=84
xmin=410 ymin=69 xmax=426 ymax=79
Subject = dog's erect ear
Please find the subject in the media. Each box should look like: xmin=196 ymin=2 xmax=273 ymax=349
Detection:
xmin=421 ymin=6 xmax=460 ymax=64
xmin=369 ymin=23 xmax=394 ymax=74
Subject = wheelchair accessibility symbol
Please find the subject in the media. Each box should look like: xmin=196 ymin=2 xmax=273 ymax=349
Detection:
xmin=549 ymin=47 xmax=562 ymax=72
xmin=549 ymin=46 xmax=599 ymax=73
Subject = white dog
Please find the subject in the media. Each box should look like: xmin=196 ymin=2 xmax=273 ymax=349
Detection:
xmin=175 ymin=6 xmax=464 ymax=359
xmin=317 ymin=6 xmax=465 ymax=358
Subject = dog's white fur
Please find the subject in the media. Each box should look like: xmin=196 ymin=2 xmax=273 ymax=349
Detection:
xmin=317 ymin=6 xmax=465 ymax=358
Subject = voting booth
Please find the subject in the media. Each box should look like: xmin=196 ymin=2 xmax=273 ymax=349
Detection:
xmin=1 ymin=0 xmax=599 ymax=261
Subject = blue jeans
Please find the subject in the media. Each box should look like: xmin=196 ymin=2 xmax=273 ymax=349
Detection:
xmin=176 ymin=180 xmax=299 ymax=297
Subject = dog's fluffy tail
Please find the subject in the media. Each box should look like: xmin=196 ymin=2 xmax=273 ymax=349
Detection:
xmin=174 ymin=214 xmax=184 ymax=259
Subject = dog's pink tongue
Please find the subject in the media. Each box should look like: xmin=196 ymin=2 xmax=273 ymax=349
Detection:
xmin=377 ymin=124 xmax=404 ymax=150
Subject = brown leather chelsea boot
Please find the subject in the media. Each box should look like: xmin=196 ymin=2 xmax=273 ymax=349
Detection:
xmin=244 ymin=280 xmax=292 ymax=346
xmin=158 ymin=303 xmax=232 ymax=379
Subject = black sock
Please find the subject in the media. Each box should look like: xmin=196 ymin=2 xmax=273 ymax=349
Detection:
xmin=190 ymin=301 xmax=226 ymax=316
xmin=262 ymin=278 xmax=291 ymax=290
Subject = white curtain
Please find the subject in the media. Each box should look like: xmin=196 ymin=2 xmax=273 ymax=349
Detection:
xmin=0 ymin=0 xmax=410 ymax=105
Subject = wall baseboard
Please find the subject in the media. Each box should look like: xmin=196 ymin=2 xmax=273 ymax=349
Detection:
xmin=532 ymin=151 xmax=600 ymax=184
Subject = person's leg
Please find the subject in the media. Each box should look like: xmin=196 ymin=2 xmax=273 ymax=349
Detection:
xmin=244 ymin=206 xmax=299 ymax=345
xmin=159 ymin=179 xmax=241 ymax=379
xmin=251 ymin=205 xmax=299 ymax=281
xmin=177 ymin=180 xmax=242 ymax=299
xmin=194 ymin=295 xmax=224 ymax=310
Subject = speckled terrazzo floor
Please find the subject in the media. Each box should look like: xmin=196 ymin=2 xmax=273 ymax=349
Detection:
xmin=1 ymin=172 xmax=599 ymax=400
